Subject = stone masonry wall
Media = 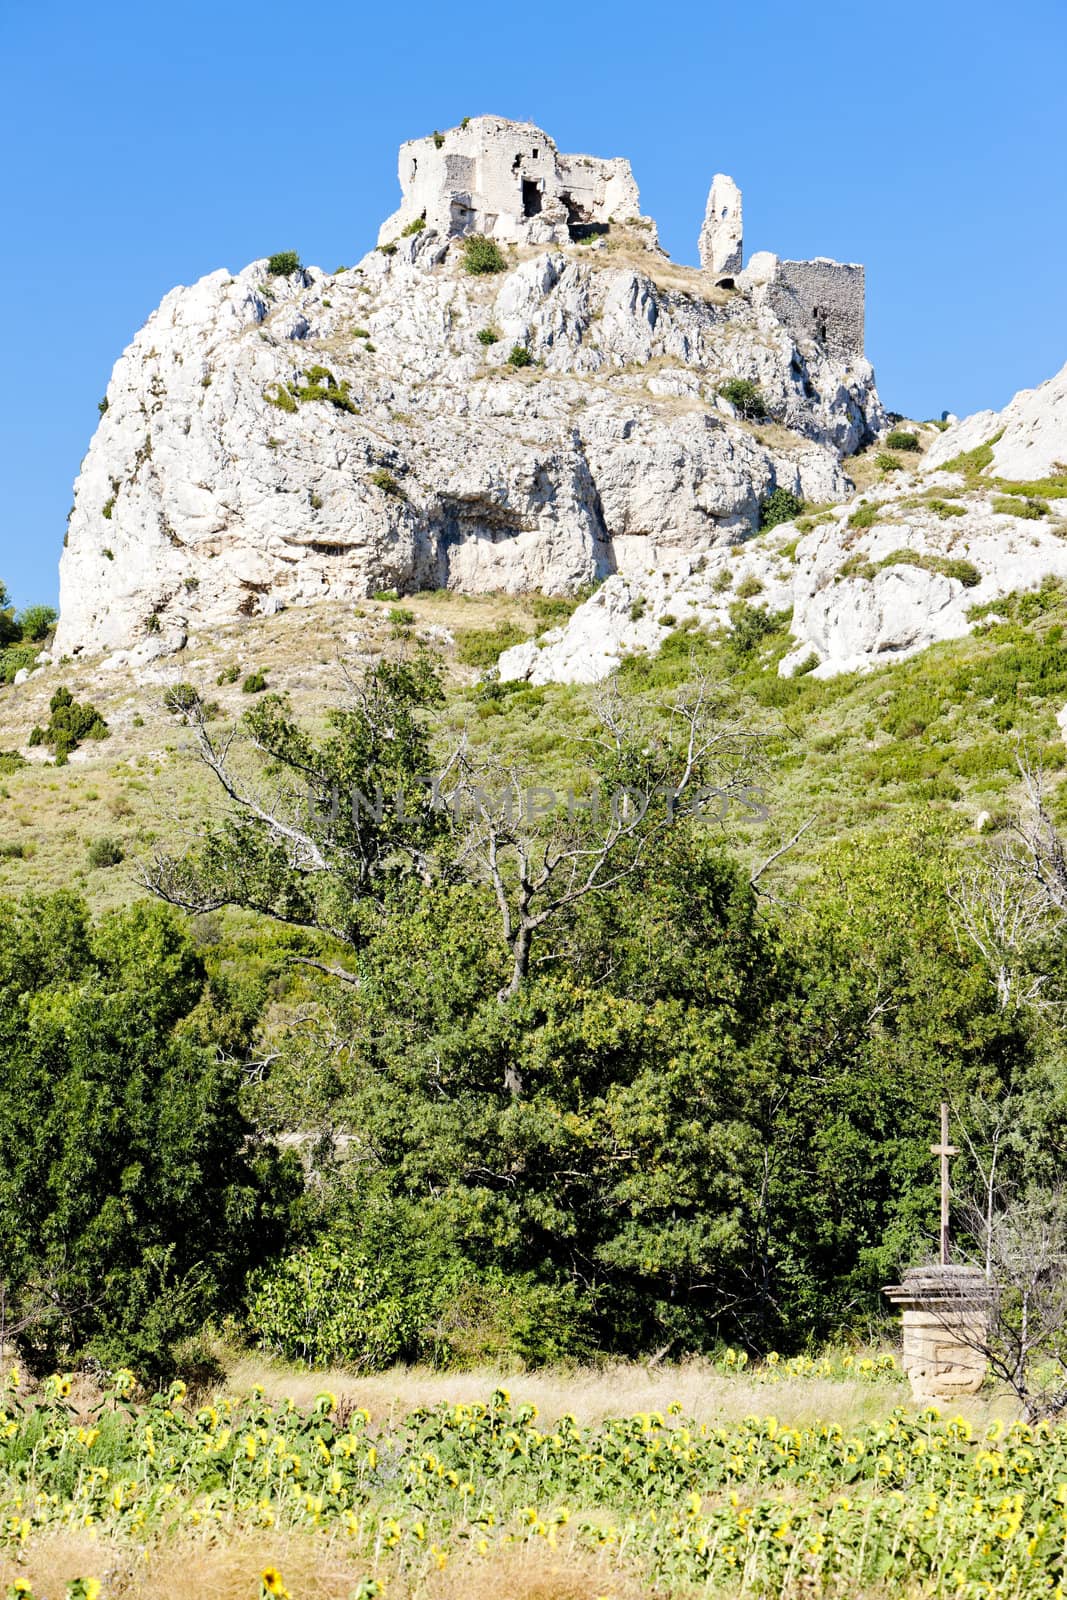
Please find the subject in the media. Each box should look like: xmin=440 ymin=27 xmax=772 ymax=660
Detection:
xmin=765 ymin=259 xmax=865 ymax=357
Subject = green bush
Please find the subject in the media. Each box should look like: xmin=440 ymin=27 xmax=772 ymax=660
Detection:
xmin=265 ymin=383 xmax=298 ymax=414
xmin=388 ymin=607 xmax=416 ymax=627
xmin=477 ymin=327 xmax=501 ymax=346
xmin=885 ymin=430 xmax=920 ymax=452
xmin=719 ymin=378 xmax=767 ymax=420
xmin=163 ymin=684 xmax=202 ymax=718
xmin=728 ymin=601 xmax=779 ymax=655
xmin=925 ymin=499 xmax=967 ymax=520
xmin=848 ymin=501 xmax=879 ymax=529
xmin=629 ymin=596 xmax=647 ymax=622
xmin=267 ymin=251 xmax=301 ymax=277
xmin=992 ymin=495 xmax=1048 ymax=521
xmin=401 ymin=216 xmax=426 ymax=236
xmin=216 ymin=664 xmax=240 ymax=686
xmin=759 ymin=488 xmax=804 ymax=531
xmin=242 ymin=672 xmax=268 ymax=695
xmin=290 ymin=368 xmax=359 ymax=415
xmin=462 ymin=234 xmax=506 ymax=275
xmin=0 ymin=643 xmax=38 ymax=685
xmin=456 ymin=621 xmax=528 ymax=668
xmin=370 ymin=469 xmax=405 ymax=498
xmin=736 ymin=574 xmax=765 ymax=599
xmin=87 ymin=836 xmax=125 ymax=869
xmin=245 ymin=1227 xmax=589 ymax=1371
xmin=28 ymin=686 xmax=109 ymax=766
xmin=507 ymin=345 xmax=533 ymax=368
xmin=875 ymin=452 xmax=901 ymax=473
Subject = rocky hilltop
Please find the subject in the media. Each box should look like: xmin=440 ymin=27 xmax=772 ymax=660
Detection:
xmin=56 ymin=116 xmax=883 ymax=663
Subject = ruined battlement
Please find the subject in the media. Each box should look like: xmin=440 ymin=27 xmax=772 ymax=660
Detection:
xmin=377 ymin=116 xmax=657 ymax=250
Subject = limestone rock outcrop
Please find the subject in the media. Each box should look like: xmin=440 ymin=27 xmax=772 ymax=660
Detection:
xmin=499 ymin=363 xmax=1067 ymax=686
xmin=924 ymin=358 xmax=1067 ymax=480
xmin=56 ymin=118 xmax=883 ymax=662
xmin=698 ymin=175 xmax=743 ymax=282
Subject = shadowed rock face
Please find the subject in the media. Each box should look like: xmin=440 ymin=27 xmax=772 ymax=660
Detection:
xmin=56 ymin=217 xmax=883 ymax=663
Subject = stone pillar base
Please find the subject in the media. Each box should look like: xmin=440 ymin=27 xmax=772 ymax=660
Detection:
xmin=884 ymin=1266 xmax=992 ymax=1403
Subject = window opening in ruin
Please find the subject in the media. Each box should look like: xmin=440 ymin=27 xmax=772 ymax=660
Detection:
xmin=512 ymin=154 xmax=521 ymax=172
xmin=522 ymin=178 xmax=542 ymax=218
xmin=813 ymin=306 xmax=829 ymax=343
xmin=532 ymin=148 xmax=539 ymax=159
xmin=716 ymin=277 xmax=735 ymax=290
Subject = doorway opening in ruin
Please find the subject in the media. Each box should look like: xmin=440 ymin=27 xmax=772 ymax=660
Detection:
xmin=522 ymin=178 xmax=542 ymax=217
xmin=813 ymin=305 xmax=829 ymax=343
xmin=560 ymin=190 xmax=607 ymax=242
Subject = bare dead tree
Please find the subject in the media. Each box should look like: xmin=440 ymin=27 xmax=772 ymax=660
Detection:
xmin=948 ymin=853 xmax=1050 ymax=1010
xmin=949 ymin=755 xmax=1067 ymax=1010
xmin=936 ymin=1186 xmax=1067 ymax=1421
xmin=444 ymin=674 xmax=765 ymax=1011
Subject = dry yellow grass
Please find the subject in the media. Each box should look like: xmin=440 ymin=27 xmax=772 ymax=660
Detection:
xmin=0 ymin=1529 xmax=648 ymax=1600
xmin=219 ymin=1352 xmax=1017 ymax=1433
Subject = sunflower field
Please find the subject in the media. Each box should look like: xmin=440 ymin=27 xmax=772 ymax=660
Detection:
xmin=2 ymin=1364 xmax=1067 ymax=1598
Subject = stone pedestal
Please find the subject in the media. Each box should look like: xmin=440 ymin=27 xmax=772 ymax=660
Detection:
xmin=883 ymin=1266 xmax=992 ymax=1403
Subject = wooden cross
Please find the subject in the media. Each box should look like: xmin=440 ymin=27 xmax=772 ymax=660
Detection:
xmin=930 ymin=1101 xmax=959 ymax=1267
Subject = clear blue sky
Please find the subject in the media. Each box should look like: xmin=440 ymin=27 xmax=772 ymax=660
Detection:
xmin=1 ymin=0 xmax=1064 ymax=610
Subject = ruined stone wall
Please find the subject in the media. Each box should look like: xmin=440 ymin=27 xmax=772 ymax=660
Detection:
xmin=378 ymin=117 xmax=651 ymax=248
xmin=765 ymin=259 xmax=865 ymax=357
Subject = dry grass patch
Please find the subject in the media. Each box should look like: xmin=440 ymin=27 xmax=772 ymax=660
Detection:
xmin=219 ymin=1353 xmax=1016 ymax=1433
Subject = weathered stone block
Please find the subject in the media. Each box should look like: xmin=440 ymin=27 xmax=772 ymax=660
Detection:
xmin=884 ymin=1266 xmax=992 ymax=1403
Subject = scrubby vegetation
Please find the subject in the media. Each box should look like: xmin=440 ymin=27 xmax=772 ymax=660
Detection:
xmin=0 ymin=581 xmax=56 ymax=684
xmin=759 ymin=487 xmax=804 ymax=530
xmin=266 ymin=251 xmax=301 ymax=277
xmin=719 ymin=377 xmax=767 ymax=419
xmin=461 ymin=234 xmax=506 ymax=275
xmin=28 ymin=686 xmax=108 ymax=765
xmin=885 ymin=429 xmax=921 ymax=451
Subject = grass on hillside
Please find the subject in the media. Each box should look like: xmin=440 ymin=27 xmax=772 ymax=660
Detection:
xmin=4 ymin=571 xmax=1067 ymax=910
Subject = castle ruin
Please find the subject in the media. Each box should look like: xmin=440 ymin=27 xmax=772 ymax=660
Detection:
xmin=379 ymin=116 xmax=865 ymax=357
xmin=378 ymin=116 xmax=658 ymax=250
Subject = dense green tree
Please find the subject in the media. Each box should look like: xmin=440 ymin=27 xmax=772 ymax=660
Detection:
xmin=0 ymin=895 xmax=299 ymax=1376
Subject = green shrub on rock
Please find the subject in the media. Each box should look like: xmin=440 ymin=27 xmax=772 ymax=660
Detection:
xmin=719 ymin=378 xmax=768 ymax=420
xmin=462 ymin=234 xmax=506 ymax=275
xmin=759 ymin=488 xmax=804 ymax=531
xmin=267 ymin=251 xmax=302 ymax=277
